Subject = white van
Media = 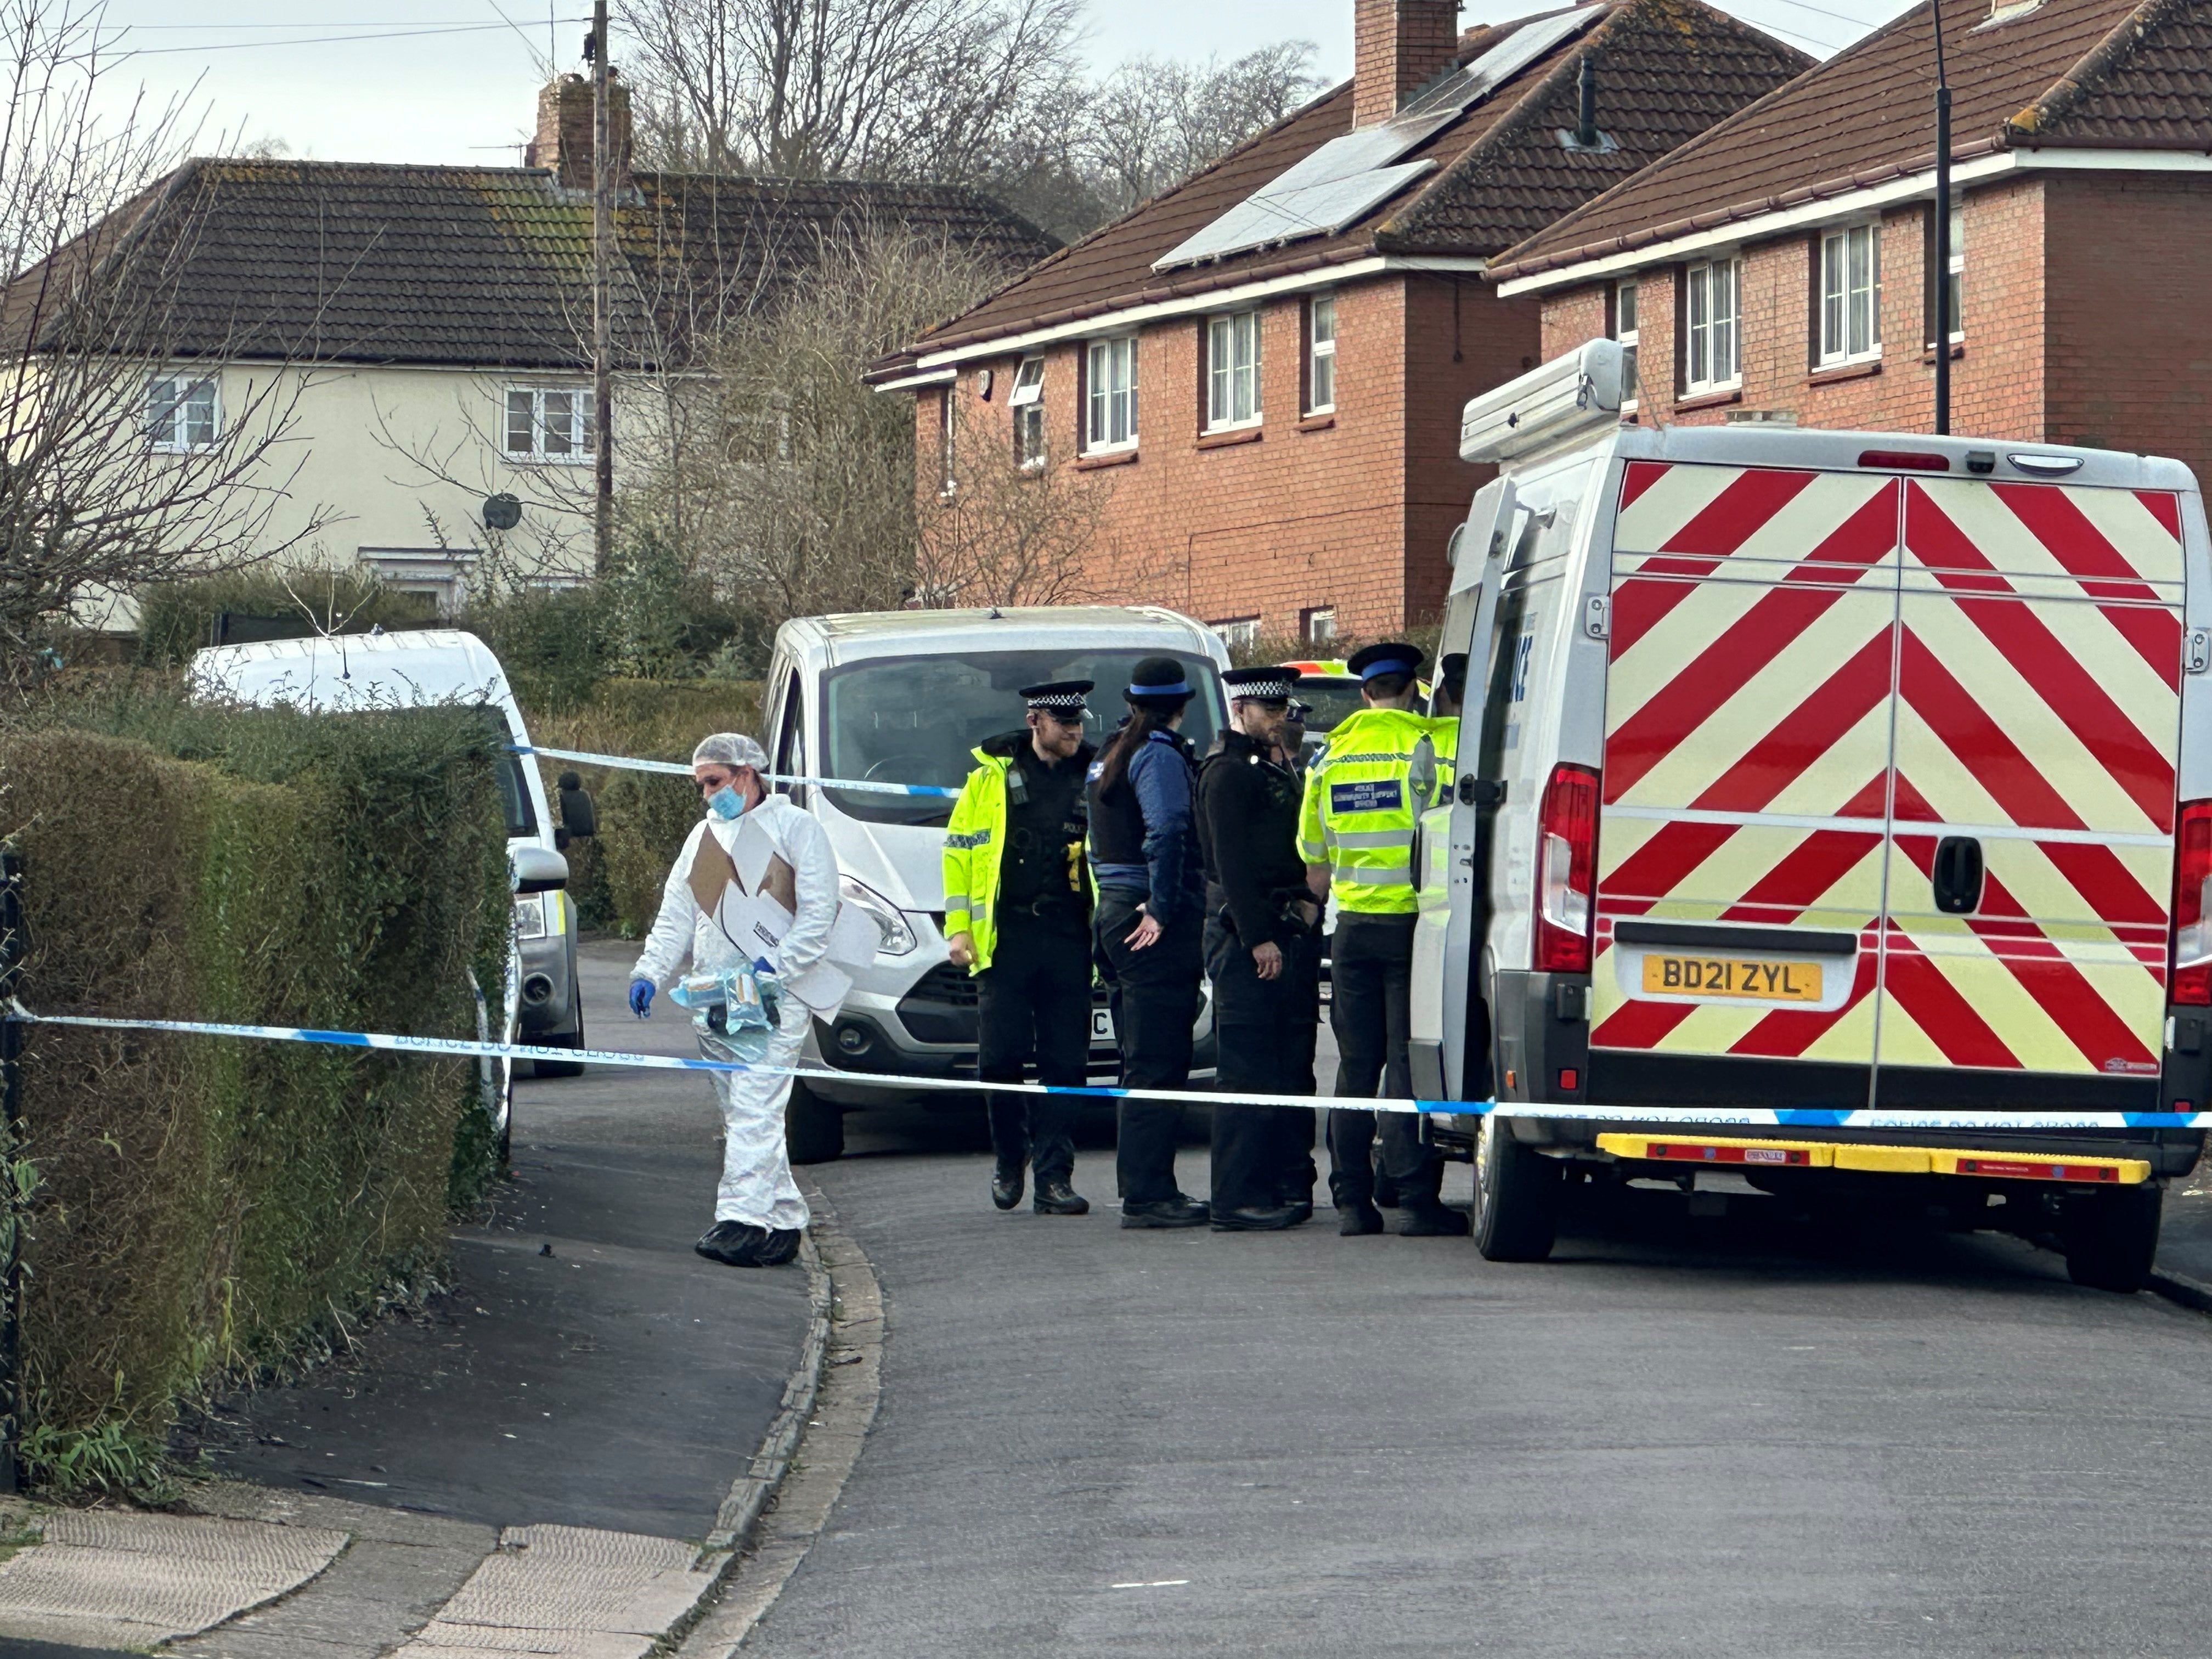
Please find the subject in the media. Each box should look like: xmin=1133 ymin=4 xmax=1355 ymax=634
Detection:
xmin=1413 ymin=340 xmax=2210 ymax=1290
xmin=191 ymin=630 xmax=599 ymax=1142
xmin=759 ymin=606 xmax=1232 ymax=1161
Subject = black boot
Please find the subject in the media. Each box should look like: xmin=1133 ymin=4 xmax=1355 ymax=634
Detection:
xmin=1121 ymin=1195 xmax=1210 ymax=1229
xmin=991 ymin=1166 xmax=1025 ymax=1211
xmin=696 ymin=1220 xmax=769 ymax=1266
xmin=1034 ymin=1178 xmax=1090 ymax=1216
xmin=754 ymin=1227 xmax=804 ymax=1266
xmin=1338 ymin=1200 xmax=1385 ymax=1236
xmin=1399 ymin=1200 xmax=1471 ymax=1237
xmin=1212 ymin=1203 xmax=1304 ymax=1232
xmin=1372 ymin=1147 xmax=1402 ymax=1209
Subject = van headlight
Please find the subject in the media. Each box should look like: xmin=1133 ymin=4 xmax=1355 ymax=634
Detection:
xmin=839 ymin=877 xmax=917 ymax=956
xmin=514 ymin=892 xmax=554 ymax=940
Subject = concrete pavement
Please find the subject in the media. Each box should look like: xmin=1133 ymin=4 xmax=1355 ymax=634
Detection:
xmin=732 ymin=1112 xmax=2212 ymax=1658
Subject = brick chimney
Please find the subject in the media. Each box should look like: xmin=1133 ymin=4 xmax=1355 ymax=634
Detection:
xmin=1353 ymin=0 xmax=1463 ymax=127
xmin=524 ymin=71 xmax=631 ymax=191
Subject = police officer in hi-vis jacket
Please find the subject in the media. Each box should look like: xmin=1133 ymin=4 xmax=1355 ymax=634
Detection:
xmin=1299 ymin=641 xmax=1470 ymax=1239
xmin=943 ymin=681 xmax=1098 ymax=1217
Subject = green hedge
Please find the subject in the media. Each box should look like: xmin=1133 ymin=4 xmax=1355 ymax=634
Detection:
xmin=0 ymin=689 xmax=511 ymax=1481
xmin=134 ymin=567 xmax=441 ymax=667
xmin=522 ymin=678 xmax=764 ymax=936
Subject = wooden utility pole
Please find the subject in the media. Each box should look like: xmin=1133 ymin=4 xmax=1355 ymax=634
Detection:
xmin=591 ymin=0 xmax=614 ymax=577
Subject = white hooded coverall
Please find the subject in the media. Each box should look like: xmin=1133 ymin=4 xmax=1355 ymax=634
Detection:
xmin=632 ymin=797 xmax=842 ymax=1231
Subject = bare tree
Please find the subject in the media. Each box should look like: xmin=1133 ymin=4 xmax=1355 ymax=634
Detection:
xmin=0 ymin=0 xmax=330 ymax=681
xmin=1081 ymin=42 xmax=1322 ymax=218
xmin=916 ymin=439 xmax=1114 ymax=609
xmin=618 ymin=0 xmax=1086 ymax=183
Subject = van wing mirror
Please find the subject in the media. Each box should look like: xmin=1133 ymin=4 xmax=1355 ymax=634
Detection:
xmin=512 ymin=844 xmax=569 ymax=895
xmin=557 ymin=770 xmax=598 ymax=838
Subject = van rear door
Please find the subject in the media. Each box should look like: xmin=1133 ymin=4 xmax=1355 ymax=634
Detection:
xmin=1879 ymin=477 xmax=2180 ymax=1099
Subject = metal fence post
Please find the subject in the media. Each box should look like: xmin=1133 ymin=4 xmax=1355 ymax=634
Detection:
xmin=0 ymin=845 xmax=25 ymax=1493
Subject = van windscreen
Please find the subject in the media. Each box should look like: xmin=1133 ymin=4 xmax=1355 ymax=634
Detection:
xmin=822 ymin=649 xmax=1222 ymax=827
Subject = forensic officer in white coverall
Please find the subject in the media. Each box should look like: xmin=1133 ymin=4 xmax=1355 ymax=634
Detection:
xmin=629 ymin=733 xmax=847 ymax=1269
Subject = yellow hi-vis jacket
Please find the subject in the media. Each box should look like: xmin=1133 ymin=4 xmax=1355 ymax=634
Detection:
xmin=1297 ymin=706 xmax=1441 ymax=915
xmin=941 ymin=741 xmax=1093 ymax=974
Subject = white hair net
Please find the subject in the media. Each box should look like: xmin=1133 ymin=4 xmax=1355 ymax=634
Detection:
xmin=692 ymin=732 xmax=769 ymax=771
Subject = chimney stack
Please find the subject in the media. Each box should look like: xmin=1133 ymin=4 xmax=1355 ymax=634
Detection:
xmin=1353 ymin=0 xmax=1462 ymax=128
xmin=525 ymin=71 xmax=631 ymax=191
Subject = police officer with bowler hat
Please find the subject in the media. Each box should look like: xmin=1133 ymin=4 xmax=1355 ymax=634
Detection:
xmin=1197 ymin=665 xmax=1323 ymax=1230
xmin=1088 ymin=656 xmax=1209 ymax=1228
xmin=943 ymin=680 xmax=1098 ymax=1216
xmin=1299 ymin=640 xmax=1469 ymax=1238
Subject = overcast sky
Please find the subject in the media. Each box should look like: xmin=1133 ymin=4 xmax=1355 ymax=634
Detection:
xmin=84 ymin=0 xmax=1905 ymax=170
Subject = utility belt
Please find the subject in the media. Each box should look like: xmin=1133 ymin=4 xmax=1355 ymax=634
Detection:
xmin=1205 ymin=882 xmax=1323 ymax=944
xmin=997 ymin=891 xmax=1090 ymax=925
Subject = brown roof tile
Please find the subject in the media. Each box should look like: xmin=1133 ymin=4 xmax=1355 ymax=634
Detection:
xmin=1492 ymin=0 xmax=2205 ymax=282
xmin=897 ymin=0 xmax=1807 ymax=359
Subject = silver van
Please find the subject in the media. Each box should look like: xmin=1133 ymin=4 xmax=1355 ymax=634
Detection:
xmin=759 ymin=606 xmax=1231 ymax=1161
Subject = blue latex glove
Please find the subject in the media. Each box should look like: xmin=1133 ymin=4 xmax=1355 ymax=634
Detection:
xmin=628 ymin=978 xmax=654 ymax=1018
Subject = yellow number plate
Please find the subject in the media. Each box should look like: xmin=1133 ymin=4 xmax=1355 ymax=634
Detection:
xmin=1639 ymin=954 xmax=1823 ymax=1003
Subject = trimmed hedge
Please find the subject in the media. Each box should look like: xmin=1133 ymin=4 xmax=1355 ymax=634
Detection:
xmin=522 ymin=679 xmax=764 ymax=936
xmin=134 ymin=568 xmax=440 ymax=667
xmin=0 ymin=687 xmax=511 ymax=1474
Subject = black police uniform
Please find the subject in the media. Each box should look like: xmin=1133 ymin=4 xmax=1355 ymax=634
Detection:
xmin=975 ymin=727 xmax=1097 ymax=1196
xmin=1195 ymin=710 xmax=1321 ymax=1224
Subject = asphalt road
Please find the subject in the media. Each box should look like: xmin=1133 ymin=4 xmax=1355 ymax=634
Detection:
xmin=740 ymin=1110 xmax=2212 ymax=1657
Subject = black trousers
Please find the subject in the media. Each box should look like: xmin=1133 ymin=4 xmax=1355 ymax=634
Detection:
xmin=1325 ymin=911 xmax=1441 ymax=1209
xmin=1094 ymin=887 xmax=1201 ymax=1203
xmin=976 ymin=906 xmax=1092 ymax=1183
xmin=1205 ymin=914 xmax=1321 ymax=1213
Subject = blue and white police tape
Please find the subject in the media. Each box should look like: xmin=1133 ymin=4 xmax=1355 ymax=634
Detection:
xmin=515 ymin=744 xmax=962 ymax=800
xmin=5 ymin=1001 xmax=2207 ymax=1131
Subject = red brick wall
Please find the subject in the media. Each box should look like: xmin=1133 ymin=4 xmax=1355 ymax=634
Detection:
xmin=914 ymin=274 xmax=1542 ymax=639
xmin=2044 ymin=171 xmax=2212 ymax=486
xmin=1534 ymin=177 xmax=2050 ymax=442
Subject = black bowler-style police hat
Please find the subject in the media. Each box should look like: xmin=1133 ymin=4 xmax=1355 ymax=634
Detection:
xmin=1221 ymin=665 xmax=1302 ymax=703
xmin=1020 ymin=679 xmax=1092 ymax=714
xmin=1125 ymin=657 xmax=1194 ymax=704
xmin=1347 ymin=640 xmax=1426 ymax=681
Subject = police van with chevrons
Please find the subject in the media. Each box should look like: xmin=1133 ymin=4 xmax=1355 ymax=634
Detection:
xmin=1410 ymin=338 xmax=2212 ymax=1289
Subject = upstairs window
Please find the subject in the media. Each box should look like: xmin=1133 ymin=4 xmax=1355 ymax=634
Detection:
xmin=1929 ymin=206 xmax=1965 ymax=346
xmin=1009 ymin=356 xmax=1046 ymax=470
xmin=148 ymin=375 xmax=217 ymax=452
xmin=1683 ymin=258 xmax=1740 ymax=394
xmin=505 ymin=386 xmax=595 ymax=462
xmin=1206 ymin=309 xmax=1262 ymax=430
xmin=1085 ymin=335 xmax=1139 ymax=453
xmin=1306 ymin=295 xmax=1337 ymax=414
xmin=1611 ymin=279 xmax=1640 ymax=403
xmin=1819 ymin=223 xmax=1882 ymax=366
xmin=938 ymin=385 xmax=956 ymax=493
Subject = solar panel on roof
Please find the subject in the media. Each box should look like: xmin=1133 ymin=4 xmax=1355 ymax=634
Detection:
xmin=1154 ymin=162 xmax=1436 ymax=269
xmin=1400 ymin=4 xmax=1605 ymax=119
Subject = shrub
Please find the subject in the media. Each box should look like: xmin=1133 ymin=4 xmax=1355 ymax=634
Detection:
xmin=0 ymin=687 xmax=511 ymax=1462
xmin=134 ymin=567 xmax=439 ymax=667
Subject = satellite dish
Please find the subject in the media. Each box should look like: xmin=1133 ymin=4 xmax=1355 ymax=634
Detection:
xmin=483 ymin=493 xmax=522 ymax=531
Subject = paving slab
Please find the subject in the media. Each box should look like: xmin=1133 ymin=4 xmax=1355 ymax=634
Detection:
xmin=396 ymin=1523 xmax=718 ymax=1658
xmin=0 ymin=1511 xmax=345 ymax=1651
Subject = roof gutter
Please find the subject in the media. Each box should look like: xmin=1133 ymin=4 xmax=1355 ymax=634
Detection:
xmin=898 ymin=253 xmax=1488 ymax=374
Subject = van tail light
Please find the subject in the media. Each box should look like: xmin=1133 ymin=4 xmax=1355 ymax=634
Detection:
xmin=2172 ymin=799 xmax=2212 ymax=1005
xmin=1535 ymin=763 xmax=1600 ymax=974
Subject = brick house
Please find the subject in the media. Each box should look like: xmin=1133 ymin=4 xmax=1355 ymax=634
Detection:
xmin=871 ymin=0 xmax=1805 ymax=645
xmin=1489 ymin=0 xmax=2212 ymax=481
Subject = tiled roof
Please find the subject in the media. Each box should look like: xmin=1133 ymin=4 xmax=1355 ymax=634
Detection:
xmin=5 ymin=160 xmax=1056 ymax=369
xmin=889 ymin=0 xmax=1807 ymax=361
xmin=1491 ymin=0 xmax=2208 ymax=281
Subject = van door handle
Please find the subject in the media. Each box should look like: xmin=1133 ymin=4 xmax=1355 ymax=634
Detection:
xmin=1932 ymin=836 xmax=1984 ymax=915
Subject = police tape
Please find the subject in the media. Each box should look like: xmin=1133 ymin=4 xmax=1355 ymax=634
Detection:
xmin=5 ymin=1001 xmax=2207 ymax=1132
xmin=515 ymin=744 xmax=962 ymax=800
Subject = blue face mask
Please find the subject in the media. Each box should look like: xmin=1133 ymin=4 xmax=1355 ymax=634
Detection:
xmin=707 ymin=785 xmax=747 ymax=821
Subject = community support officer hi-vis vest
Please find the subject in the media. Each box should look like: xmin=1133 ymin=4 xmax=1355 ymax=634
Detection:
xmin=941 ymin=742 xmax=1094 ymax=973
xmin=1297 ymin=706 xmax=1441 ymax=915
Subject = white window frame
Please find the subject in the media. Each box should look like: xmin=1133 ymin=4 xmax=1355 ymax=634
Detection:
xmin=147 ymin=373 xmax=218 ymax=453
xmin=1206 ymin=309 xmax=1263 ymax=431
xmin=1084 ymin=335 xmax=1139 ymax=454
xmin=1212 ymin=616 xmax=1261 ymax=652
xmin=1941 ymin=207 xmax=1964 ymax=346
xmin=1302 ymin=606 xmax=1336 ymax=646
xmin=1612 ymin=279 xmax=1640 ymax=405
xmin=1818 ymin=222 xmax=1882 ymax=367
xmin=1684 ymin=257 xmax=1741 ymax=394
xmin=1009 ymin=355 xmax=1046 ymax=471
xmin=1306 ymin=294 xmax=1336 ymax=415
xmin=504 ymin=385 xmax=595 ymax=464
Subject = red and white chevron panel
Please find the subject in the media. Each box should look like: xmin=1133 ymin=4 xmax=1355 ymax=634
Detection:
xmin=1589 ymin=461 xmax=2185 ymax=1079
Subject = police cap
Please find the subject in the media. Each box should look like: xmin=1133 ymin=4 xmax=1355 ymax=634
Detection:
xmin=1019 ymin=679 xmax=1092 ymax=713
xmin=1220 ymin=665 xmax=1302 ymax=703
xmin=1347 ymin=641 xmax=1426 ymax=681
